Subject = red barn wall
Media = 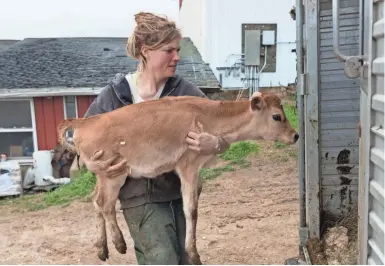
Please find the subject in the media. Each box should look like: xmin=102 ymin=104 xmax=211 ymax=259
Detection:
xmin=34 ymin=96 xmax=65 ymax=150
xmin=33 ymin=95 xmax=97 ymax=151
xmin=77 ymin=95 xmax=96 ymax=118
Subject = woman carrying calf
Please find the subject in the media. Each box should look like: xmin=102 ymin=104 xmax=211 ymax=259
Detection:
xmin=84 ymin=12 xmax=230 ymax=265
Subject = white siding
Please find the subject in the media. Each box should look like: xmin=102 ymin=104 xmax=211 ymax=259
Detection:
xmin=180 ymin=0 xmax=297 ymax=88
xmin=178 ymin=0 xmax=204 ymax=55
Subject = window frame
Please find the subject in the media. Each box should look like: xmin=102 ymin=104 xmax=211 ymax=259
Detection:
xmin=63 ymin=95 xmax=78 ymax=119
xmin=63 ymin=96 xmax=78 ymax=138
xmin=0 ymin=98 xmax=38 ymax=162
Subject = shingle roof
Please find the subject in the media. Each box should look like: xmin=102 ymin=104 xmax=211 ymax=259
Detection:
xmin=0 ymin=39 xmax=20 ymax=52
xmin=0 ymin=37 xmax=219 ymax=90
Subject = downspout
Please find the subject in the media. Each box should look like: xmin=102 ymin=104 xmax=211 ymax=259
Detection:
xmin=295 ymin=0 xmax=309 ymax=257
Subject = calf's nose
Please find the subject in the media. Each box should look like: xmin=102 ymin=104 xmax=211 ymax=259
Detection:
xmin=294 ymin=133 xmax=299 ymax=143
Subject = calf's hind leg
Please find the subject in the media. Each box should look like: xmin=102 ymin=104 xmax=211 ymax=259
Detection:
xmin=92 ymin=180 xmax=109 ymax=261
xmin=175 ymin=163 xmax=202 ymax=265
xmin=86 ymin=150 xmax=130 ymax=260
xmin=97 ymin=173 xmax=128 ymax=256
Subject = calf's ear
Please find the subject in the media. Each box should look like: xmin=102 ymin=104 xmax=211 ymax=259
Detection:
xmin=250 ymin=92 xmax=264 ymax=111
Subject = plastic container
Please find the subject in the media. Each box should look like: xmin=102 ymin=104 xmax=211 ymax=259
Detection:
xmin=0 ymin=160 xmax=22 ymax=196
xmin=33 ymin=151 xmax=54 ymax=187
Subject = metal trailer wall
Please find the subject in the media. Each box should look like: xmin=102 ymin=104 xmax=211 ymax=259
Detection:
xmin=299 ymin=0 xmax=384 ymax=263
xmin=300 ymin=0 xmax=362 ymax=239
xmin=358 ymin=0 xmax=384 ymax=264
xmin=319 ymin=0 xmax=361 ymax=224
xmin=302 ymin=0 xmax=322 ymax=240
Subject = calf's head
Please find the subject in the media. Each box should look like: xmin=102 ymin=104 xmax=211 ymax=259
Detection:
xmin=249 ymin=92 xmax=299 ymax=144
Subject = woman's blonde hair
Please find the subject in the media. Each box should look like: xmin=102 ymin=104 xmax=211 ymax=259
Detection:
xmin=126 ymin=12 xmax=182 ymax=72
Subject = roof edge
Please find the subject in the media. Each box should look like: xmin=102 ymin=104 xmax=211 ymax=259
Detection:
xmin=0 ymin=85 xmax=221 ymax=98
xmin=0 ymin=87 xmax=103 ymax=99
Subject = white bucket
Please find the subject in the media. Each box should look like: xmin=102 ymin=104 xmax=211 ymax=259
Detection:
xmin=33 ymin=151 xmax=53 ymax=186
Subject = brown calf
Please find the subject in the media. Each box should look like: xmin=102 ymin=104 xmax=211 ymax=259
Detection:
xmin=57 ymin=91 xmax=299 ymax=264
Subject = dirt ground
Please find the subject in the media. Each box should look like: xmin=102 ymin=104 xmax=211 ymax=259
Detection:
xmin=0 ymin=142 xmax=300 ymax=265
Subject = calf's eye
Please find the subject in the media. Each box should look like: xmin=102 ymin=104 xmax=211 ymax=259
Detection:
xmin=272 ymin=114 xmax=281 ymax=121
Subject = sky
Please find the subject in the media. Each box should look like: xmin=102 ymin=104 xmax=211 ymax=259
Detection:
xmin=0 ymin=0 xmax=179 ymax=40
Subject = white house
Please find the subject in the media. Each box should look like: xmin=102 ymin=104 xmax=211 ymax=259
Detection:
xmin=179 ymin=0 xmax=297 ymax=89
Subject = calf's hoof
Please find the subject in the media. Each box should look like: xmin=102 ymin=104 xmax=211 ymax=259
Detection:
xmin=97 ymin=245 xmax=109 ymax=261
xmin=114 ymin=239 xmax=127 ymax=255
xmin=187 ymin=253 xmax=202 ymax=265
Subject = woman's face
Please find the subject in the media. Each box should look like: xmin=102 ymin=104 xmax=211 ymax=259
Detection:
xmin=143 ymin=37 xmax=181 ymax=79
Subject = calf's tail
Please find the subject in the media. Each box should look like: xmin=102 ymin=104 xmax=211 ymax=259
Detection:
xmin=57 ymin=118 xmax=81 ymax=153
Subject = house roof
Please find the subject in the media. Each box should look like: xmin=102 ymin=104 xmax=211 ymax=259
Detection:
xmin=0 ymin=39 xmax=20 ymax=52
xmin=0 ymin=37 xmax=219 ymax=92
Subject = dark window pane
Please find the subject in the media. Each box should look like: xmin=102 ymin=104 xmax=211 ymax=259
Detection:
xmin=0 ymin=132 xmax=34 ymax=157
xmin=0 ymin=101 xmax=32 ymax=128
xmin=65 ymin=96 xmax=77 ymax=119
xmin=65 ymin=96 xmax=76 ymax=103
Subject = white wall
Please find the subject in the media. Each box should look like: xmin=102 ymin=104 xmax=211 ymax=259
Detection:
xmin=180 ymin=0 xmax=297 ymax=88
xmin=0 ymin=0 xmax=179 ymax=39
xmin=178 ymin=0 xmax=204 ymax=55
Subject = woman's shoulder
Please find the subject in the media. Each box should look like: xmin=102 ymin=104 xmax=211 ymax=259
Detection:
xmin=171 ymin=74 xmax=206 ymax=98
xmin=87 ymin=73 xmax=129 ymax=115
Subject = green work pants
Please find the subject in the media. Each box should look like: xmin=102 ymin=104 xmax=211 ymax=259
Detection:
xmin=122 ymin=198 xmax=189 ymax=265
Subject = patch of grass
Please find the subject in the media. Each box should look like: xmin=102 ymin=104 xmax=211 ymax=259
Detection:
xmin=283 ymin=103 xmax=298 ymax=130
xmin=200 ymin=141 xmax=259 ymax=181
xmin=269 ymin=102 xmax=299 ymax=159
xmin=274 ymin=141 xmax=289 ymax=149
xmin=219 ymin=141 xmax=259 ymax=161
xmin=42 ymin=170 xmax=96 ymax=206
xmin=200 ymin=165 xmax=235 ymax=180
xmin=228 ymin=158 xmax=252 ymax=168
xmin=0 ymin=169 xmax=96 ymax=211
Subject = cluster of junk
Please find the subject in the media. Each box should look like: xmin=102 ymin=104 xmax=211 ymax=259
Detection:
xmin=0 ymin=143 xmax=82 ymax=197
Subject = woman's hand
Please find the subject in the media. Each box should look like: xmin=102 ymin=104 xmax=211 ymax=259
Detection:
xmin=186 ymin=132 xmax=229 ymax=155
xmin=85 ymin=150 xmax=129 ymax=177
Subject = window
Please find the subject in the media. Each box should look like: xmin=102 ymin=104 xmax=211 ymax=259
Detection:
xmin=0 ymin=100 xmax=35 ymax=158
xmin=64 ymin=96 xmax=78 ymax=138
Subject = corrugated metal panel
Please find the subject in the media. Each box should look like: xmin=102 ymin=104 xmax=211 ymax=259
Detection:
xmin=319 ymin=0 xmax=361 ymax=219
xmin=358 ymin=0 xmax=385 ymax=264
xmin=33 ymin=96 xmax=65 ymax=150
